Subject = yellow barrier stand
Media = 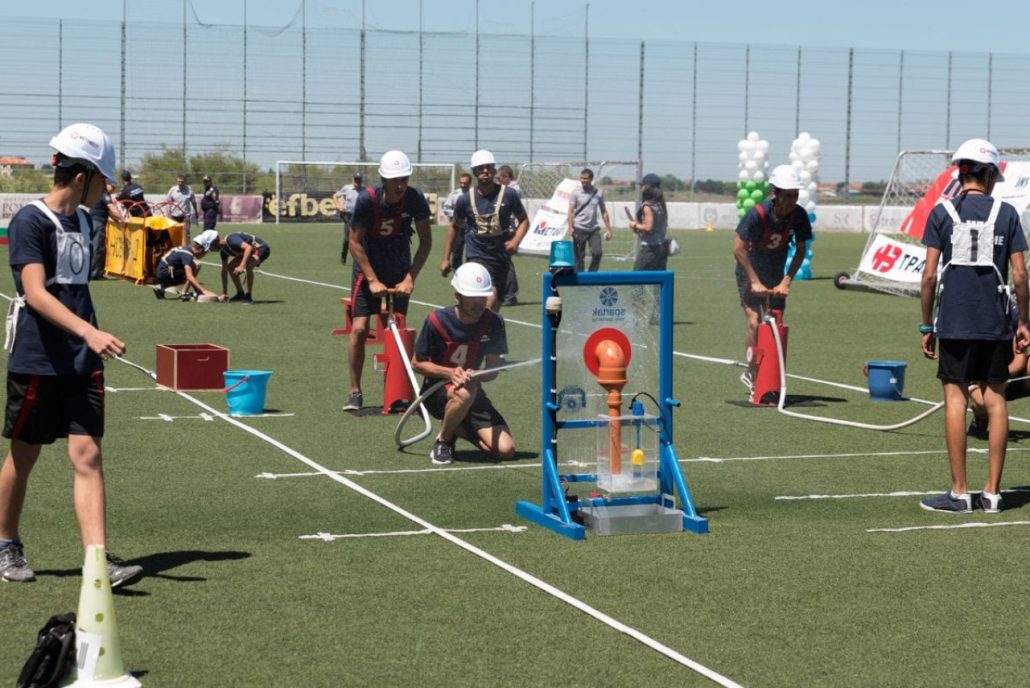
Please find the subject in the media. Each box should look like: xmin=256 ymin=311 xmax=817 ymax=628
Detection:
xmin=104 ymin=216 xmax=184 ymax=283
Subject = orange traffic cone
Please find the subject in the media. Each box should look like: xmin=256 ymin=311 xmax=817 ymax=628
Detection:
xmin=61 ymin=545 xmax=141 ymax=687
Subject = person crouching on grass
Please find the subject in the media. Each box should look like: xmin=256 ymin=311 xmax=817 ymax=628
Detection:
xmin=153 ymin=229 xmax=223 ymax=301
xmin=219 ymin=231 xmax=271 ymax=304
xmin=412 ymin=262 xmax=515 ymax=466
xmin=918 ymin=138 xmax=1029 ymax=515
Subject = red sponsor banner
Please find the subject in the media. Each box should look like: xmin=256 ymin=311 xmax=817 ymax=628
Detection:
xmin=218 ymin=195 xmax=263 ymax=223
xmin=898 ymin=166 xmax=960 ymax=240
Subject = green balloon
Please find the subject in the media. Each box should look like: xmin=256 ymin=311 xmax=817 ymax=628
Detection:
xmin=750 ymin=189 xmax=764 ymax=201
xmin=745 ymin=181 xmax=757 ymax=192
xmin=743 ymin=198 xmax=756 ymax=210
xmin=737 ymin=189 xmax=749 ymax=200
xmin=737 ymin=207 xmax=747 ymax=219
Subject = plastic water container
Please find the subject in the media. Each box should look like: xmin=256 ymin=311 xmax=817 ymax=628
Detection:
xmin=224 ymin=370 xmax=272 ymax=415
xmin=864 ymin=361 xmax=906 ymax=401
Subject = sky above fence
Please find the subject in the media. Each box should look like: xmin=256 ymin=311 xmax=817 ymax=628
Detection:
xmin=15 ymin=0 xmax=1030 ymax=52
xmin=4 ymin=0 xmax=1030 ymax=184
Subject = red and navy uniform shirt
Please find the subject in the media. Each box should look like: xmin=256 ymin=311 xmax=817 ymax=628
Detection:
xmin=735 ymin=199 xmax=812 ymax=288
xmin=350 ymin=184 xmax=430 ymax=285
xmin=413 ymin=306 xmax=507 ymax=392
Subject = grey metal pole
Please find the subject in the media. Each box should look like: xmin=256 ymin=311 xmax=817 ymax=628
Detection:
xmin=844 ymin=47 xmax=854 ymax=190
xmin=987 ymin=52 xmax=993 ymax=140
xmin=637 ymin=41 xmax=644 ymax=169
xmin=896 ymin=50 xmax=904 ymax=154
xmin=301 ymin=0 xmax=307 ymax=161
xmin=242 ymin=0 xmax=248 ymax=193
xmin=529 ymin=2 xmax=535 ymax=161
xmin=58 ymin=20 xmax=63 ymax=129
xmin=359 ymin=0 xmax=367 ymax=161
xmin=120 ymin=3 xmax=127 ymax=166
xmin=690 ymin=42 xmax=698 ymax=200
xmin=475 ymin=0 xmax=480 ymax=148
xmin=743 ymin=43 xmax=750 ymax=134
xmin=795 ymin=46 xmax=801 ymax=135
xmin=945 ymin=51 xmax=952 ymax=148
xmin=417 ymin=0 xmax=424 ymax=162
xmin=583 ymin=4 xmax=589 ymax=161
xmin=182 ymin=0 xmax=187 ymax=168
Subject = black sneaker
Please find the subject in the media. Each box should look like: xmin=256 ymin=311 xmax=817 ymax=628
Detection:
xmin=153 ymin=286 xmax=166 ymax=300
xmin=342 ymin=392 xmax=363 ymax=412
xmin=229 ymin=292 xmax=249 ymax=303
xmin=106 ymin=552 xmax=143 ymax=589
xmin=430 ymin=439 xmax=455 ymax=465
xmin=977 ymin=491 xmax=1003 ymax=514
xmin=919 ymin=491 xmax=972 ymax=514
xmin=0 ymin=541 xmax=35 ymax=582
xmin=967 ymin=418 xmax=989 ymax=440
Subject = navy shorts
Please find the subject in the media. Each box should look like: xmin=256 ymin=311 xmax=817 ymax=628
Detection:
xmin=468 ymin=258 xmax=509 ymax=300
xmin=734 ymin=266 xmax=787 ymax=311
xmin=937 ymin=339 xmax=1013 ymax=385
xmin=350 ymin=272 xmax=409 ymax=319
xmin=3 ymin=371 xmax=105 ymax=444
xmin=423 ymin=383 xmax=508 ymax=438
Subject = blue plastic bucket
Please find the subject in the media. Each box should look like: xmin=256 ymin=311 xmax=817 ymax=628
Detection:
xmin=224 ymin=370 xmax=272 ymax=415
xmin=864 ymin=361 xmax=906 ymax=401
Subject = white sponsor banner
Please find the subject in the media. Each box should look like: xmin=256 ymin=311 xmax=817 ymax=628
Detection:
xmin=856 ymin=234 xmax=926 ymax=283
xmin=518 ymin=178 xmax=580 ymax=256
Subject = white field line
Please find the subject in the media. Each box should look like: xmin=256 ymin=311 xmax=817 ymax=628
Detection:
xmin=140 ymin=412 xmax=294 ymax=421
xmin=300 ymin=524 xmax=528 ymax=540
xmin=255 ymin=459 xmax=593 ymax=479
xmin=103 ymin=353 xmax=742 ymax=688
xmin=106 ymin=386 xmax=165 ymax=392
xmin=867 ymin=521 xmax=1030 ymax=533
xmin=257 ymin=447 xmax=1020 ymax=480
xmin=777 ymin=487 xmax=1030 ymax=501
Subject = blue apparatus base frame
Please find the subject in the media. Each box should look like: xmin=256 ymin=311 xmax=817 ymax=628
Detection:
xmin=514 ymin=269 xmax=708 ymax=540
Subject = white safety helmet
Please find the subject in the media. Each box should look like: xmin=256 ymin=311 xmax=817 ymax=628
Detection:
xmin=952 ymin=138 xmax=1004 ymax=181
xmin=768 ymin=164 xmax=803 ymax=191
xmin=378 ymin=150 xmax=413 ymax=179
xmin=49 ymin=123 xmax=117 ymax=183
xmin=451 ymin=262 xmax=493 ymax=297
xmin=470 ymin=149 xmax=496 ymax=170
xmin=193 ymin=229 xmax=220 ymax=252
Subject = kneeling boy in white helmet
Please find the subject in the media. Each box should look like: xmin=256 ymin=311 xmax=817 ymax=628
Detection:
xmin=412 ymin=262 xmax=516 ymax=465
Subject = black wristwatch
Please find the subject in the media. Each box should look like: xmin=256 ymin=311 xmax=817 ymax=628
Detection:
xmin=919 ymin=324 xmax=934 ymax=334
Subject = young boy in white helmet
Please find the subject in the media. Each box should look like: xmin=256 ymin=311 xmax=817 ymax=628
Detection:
xmin=732 ymin=164 xmax=813 ymax=389
xmin=344 ymin=150 xmax=433 ymax=412
xmin=0 ymin=123 xmax=143 ymax=587
xmin=919 ymin=138 xmax=1029 ymax=514
xmin=412 ymin=262 xmax=515 ymax=465
xmin=154 ymin=229 xmax=223 ymax=301
xmin=441 ymin=149 xmax=529 ymax=312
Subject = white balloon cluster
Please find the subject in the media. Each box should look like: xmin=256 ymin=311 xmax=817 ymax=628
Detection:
xmin=737 ymin=131 xmax=769 ymax=182
xmin=789 ymin=132 xmax=821 ymax=219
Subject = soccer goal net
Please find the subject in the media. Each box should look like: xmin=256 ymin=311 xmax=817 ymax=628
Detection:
xmin=516 ymin=160 xmax=642 ymax=262
xmin=841 ymin=148 xmax=1030 ymax=296
xmin=274 ymin=160 xmax=456 ymax=224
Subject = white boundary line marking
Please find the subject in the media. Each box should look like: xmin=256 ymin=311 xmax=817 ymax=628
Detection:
xmin=141 ymin=412 xmax=294 ymax=422
xmin=254 ymin=459 xmax=594 ymax=479
xmin=300 ymin=524 xmax=528 ymax=540
xmin=98 ymin=354 xmax=743 ymax=687
xmin=777 ymin=488 xmax=1030 ymax=501
xmin=867 ymin=521 xmax=1030 ymax=533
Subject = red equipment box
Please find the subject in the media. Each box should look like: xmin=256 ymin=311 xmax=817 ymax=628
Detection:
xmin=156 ymin=344 xmax=230 ymax=391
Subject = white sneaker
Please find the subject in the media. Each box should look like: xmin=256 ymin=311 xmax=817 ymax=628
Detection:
xmin=977 ymin=491 xmax=1002 ymax=513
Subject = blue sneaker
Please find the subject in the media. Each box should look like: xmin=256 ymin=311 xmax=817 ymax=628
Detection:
xmin=977 ymin=491 xmax=1003 ymax=514
xmin=920 ymin=491 xmax=972 ymax=514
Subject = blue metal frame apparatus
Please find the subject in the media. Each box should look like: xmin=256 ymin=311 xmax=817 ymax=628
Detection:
xmin=515 ymin=269 xmax=709 ymax=539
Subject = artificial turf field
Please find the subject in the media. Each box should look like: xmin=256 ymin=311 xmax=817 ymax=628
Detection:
xmin=2 ymin=223 xmax=1030 ymax=687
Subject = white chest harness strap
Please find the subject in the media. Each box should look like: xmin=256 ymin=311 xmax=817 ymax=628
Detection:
xmin=5 ymin=202 xmax=91 ymax=353
xmin=469 ymin=184 xmax=507 ymax=237
xmin=935 ymin=197 xmax=1012 ymax=326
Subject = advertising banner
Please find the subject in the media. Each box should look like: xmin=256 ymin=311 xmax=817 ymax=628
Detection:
xmin=518 ymin=178 xmax=580 ymax=256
